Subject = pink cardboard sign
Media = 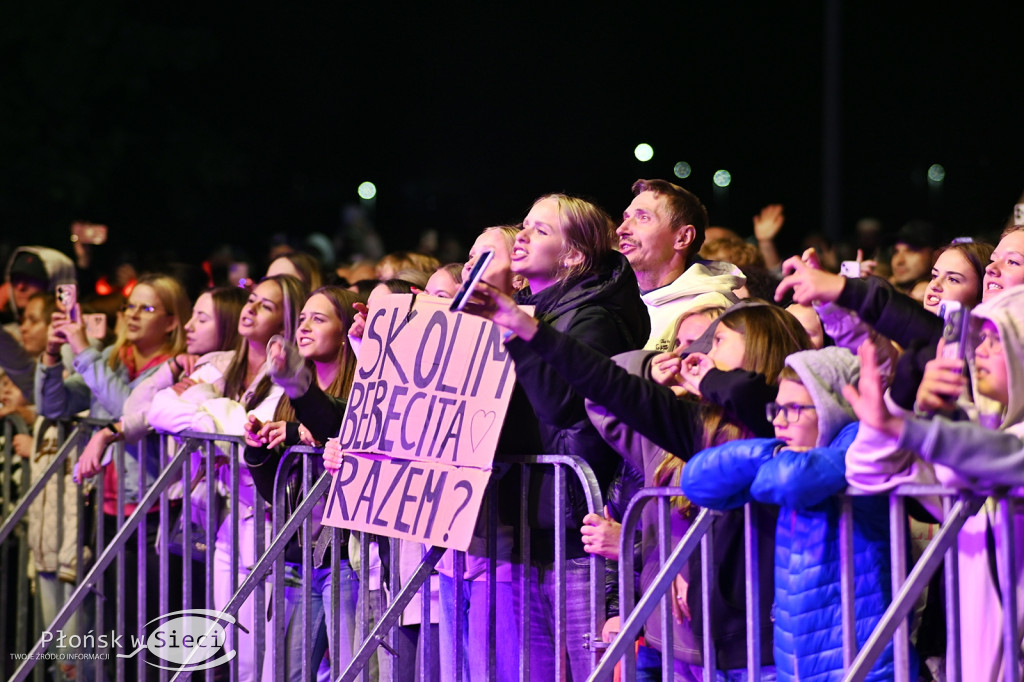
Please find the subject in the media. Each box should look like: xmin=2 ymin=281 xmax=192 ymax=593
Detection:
xmin=322 ymin=452 xmax=491 ymax=551
xmin=323 ymin=293 xmax=524 ymax=550
xmin=335 ymin=293 xmax=518 ymax=469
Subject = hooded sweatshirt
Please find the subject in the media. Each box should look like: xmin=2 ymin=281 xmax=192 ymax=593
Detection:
xmin=683 ymin=347 xmax=911 ymax=681
xmin=640 ymin=260 xmax=742 ymax=352
xmin=0 ymin=247 xmax=77 ymax=399
xmin=846 ymin=284 xmax=1024 ymax=681
xmin=506 ymin=250 xmax=649 ymax=562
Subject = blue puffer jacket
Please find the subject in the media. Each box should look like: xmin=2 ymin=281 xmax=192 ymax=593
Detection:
xmin=681 ymin=422 xmax=913 ymax=682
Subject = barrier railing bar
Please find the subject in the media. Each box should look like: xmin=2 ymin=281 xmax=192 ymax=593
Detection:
xmin=8 ymin=437 xmax=195 ymax=682
xmin=997 ymin=497 xmax=1020 ymax=682
xmin=338 ymin=545 xmax=446 ymax=682
xmin=941 ymin=496 xmax=962 ymax=682
xmin=842 ymin=495 xmax=985 ymax=682
xmin=590 ymin=503 xmax=718 ymax=682
xmin=658 ymin=496 xmax=672 ymax=682
xmin=744 ymin=503 xmax=761 ymax=681
xmin=840 ymin=495 xmax=857 ymax=668
xmin=889 ymin=494 xmax=910 ymax=682
xmin=700 ymin=519 xmax=716 ymax=682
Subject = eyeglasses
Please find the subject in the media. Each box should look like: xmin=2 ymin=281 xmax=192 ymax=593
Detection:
xmin=766 ymin=402 xmax=816 ymax=423
xmin=120 ymin=302 xmax=164 ymax=315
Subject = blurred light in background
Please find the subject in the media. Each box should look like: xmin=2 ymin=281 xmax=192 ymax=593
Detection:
xmin=713 ymin=169 xmax=732 ymax=187
xmin=674 ymin=162 xmax=692 ymax=179
xmin=927 ymin=164 xmax=945 ymax=185
xmin=634 ymin=143 xmax=654 ymax=162
xmin=358 ymin=181 xmax=377 ymax=200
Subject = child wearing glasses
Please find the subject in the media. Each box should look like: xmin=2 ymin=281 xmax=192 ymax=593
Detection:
xmin=682 ymin=346 xmax=916 ymax=682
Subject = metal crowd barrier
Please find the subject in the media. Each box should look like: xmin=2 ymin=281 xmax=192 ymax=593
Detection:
xmin=1 ymin=420 xmax=611 ymax=682
xmin=13 ymin=417 xmax=1018 ymax=682
xmin=593 ymin=484 xmax=1022 ymax=682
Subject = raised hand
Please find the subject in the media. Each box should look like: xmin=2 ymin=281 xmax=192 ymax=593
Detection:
xmin=842 ymin=338 xmax=904 ymax=438
xmin=775 ymin=256 xmax=846 ymax=305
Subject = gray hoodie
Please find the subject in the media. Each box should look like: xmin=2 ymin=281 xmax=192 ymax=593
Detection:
xmin=898 ymin=283 xmax=1024 ymax=483
xmin=0 ymin=247 xmax=77 ymax=399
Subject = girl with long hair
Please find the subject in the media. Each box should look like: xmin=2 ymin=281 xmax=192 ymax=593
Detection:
xmin=242 ymin=285 xmax=363 ymax=681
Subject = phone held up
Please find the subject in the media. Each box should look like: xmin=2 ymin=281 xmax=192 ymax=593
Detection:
xmin=55 ymin=284 xmax=78 ymax=323
xmin=70 ymin=221 xmax=108 ymax=245
xmin=839 ymin=260 xmax=861 ymax=278
xmin=449 ymin=250 xmax=494 ymax=313
xmin=939 ymin=300 xmax=971 ymax=361
xmin=83 ymin=314 xmax=107 ymax=340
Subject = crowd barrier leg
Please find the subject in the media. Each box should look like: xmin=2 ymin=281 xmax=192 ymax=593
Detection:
xmin=843 ymin=496 xmax=985 ymax=682
xmin=589 ymin=505 xmax=718 ymax=682
xmin=996 ymin=498 xmax=1021 ymax=682
xmin=8 ymin=437 xmax=193 ymax=682
xmin=941 ymin=496 xmax=963 ymax=682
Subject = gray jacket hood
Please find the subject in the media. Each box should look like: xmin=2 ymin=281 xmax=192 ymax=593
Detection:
xmin=784 ymin=346 xmax=860 ymax=448
xmin=5 ymin=246 xmax=76 ymax=315
xmin=967 ymin=284 xmax=1024 ymax=430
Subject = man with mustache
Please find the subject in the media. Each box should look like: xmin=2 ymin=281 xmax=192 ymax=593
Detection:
xmin=617 ymin=179 xmax=745 ymax=352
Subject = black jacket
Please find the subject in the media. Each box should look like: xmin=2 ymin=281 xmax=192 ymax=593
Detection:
xmin=504 ymin=251 xmax=649 ymax=562
xmin=244 ymin=385 xmax=348 ymax=566
xmin=520 ymin=320 xmax=777 ymax=669
xmin=836 ymin=276 xmax=945 ymax=410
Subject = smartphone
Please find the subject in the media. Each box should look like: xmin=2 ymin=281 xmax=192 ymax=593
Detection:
xmin=449 ymin=250 xmax=494 ymax=312
xmin=55 ymin=284 xmax=78 ymax=322
xmin=83 ymin=313 xmax=107 ymax=340
xmin=839 ymin=260 xmax=861 ymax=278
xmin=70 ymin=221 xmax=108 ymax=245
xmin=939 ymin=301 xmax=970 ymax=360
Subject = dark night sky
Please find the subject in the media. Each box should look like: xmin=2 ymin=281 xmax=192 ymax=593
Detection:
xmin=2 ymin=1 xmax=1023 ymax=270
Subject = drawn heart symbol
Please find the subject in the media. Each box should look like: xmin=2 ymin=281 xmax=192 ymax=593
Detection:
xmin=470 ymin=410 xmax=496 ymax=451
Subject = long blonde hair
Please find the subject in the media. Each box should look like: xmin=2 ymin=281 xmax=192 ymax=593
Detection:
xmin=107 ymin=274 xmax=190 ymax=371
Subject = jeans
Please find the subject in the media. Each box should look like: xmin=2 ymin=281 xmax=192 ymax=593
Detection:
xmin=518 ymin=557 xmax=596 ymax=682
xmin=37 ymin=572 xmax=95 ymax=681
xmin=438 ymin=574 xmax=519 ymax=681
xmin=214 ymin=511 xmax=267 ymax=682
xmin=262 ymin=562 xmax=359 ymax=682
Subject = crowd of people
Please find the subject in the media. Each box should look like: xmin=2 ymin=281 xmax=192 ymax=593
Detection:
xmin=1 ymin=178 xmax=1023 ymax=681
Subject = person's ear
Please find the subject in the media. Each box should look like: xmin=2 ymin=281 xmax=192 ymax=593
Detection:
xmin=563 ymin=249 xmax=585 ymax=269
xmin=675 ymin=226 xmax=696 ymax=253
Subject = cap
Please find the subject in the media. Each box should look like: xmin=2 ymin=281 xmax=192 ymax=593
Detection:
xmin=9 ymin=251 xmax=49 ymax=284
